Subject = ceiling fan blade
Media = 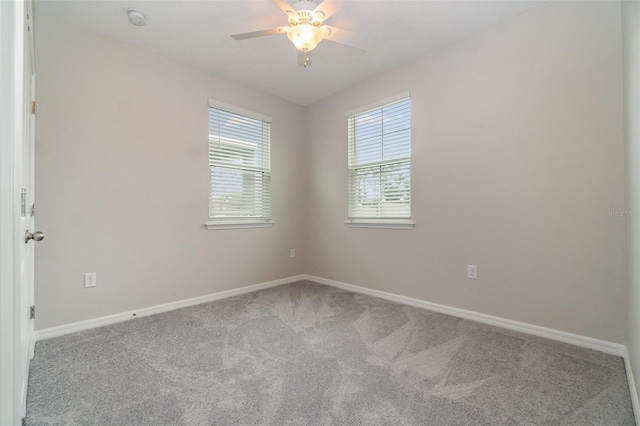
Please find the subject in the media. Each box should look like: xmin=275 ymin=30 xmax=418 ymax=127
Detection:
xmin=313 ymin=0 xmax=343 ymax=21
xmin=272 ymin=0 xmax=296 ymax=18
xmin=323 ymin=26 xmax=373 ymax=52
xmin=298 ymin=50 xmax=312 ymax=67
xmin=231 ymin=27 xmax=289 ymax=40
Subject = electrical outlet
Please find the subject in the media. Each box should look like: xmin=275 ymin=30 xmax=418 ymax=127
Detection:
xmin=84 ymin=272 xmax=97 ymax=288
xmin=290 ymin=248 xmax=296 ymax=258
xmin=467 ymin=265 xmax=478 ymax=280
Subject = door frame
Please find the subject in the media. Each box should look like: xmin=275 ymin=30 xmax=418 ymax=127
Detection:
xmin=1 ymin=0 xmax=34 ymax=424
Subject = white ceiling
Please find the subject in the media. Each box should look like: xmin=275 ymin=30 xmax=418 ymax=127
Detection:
xmin=35 ymin=0 xmax=541 ymax=105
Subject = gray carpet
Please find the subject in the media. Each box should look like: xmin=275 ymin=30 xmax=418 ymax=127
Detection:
xmin=27 ymin=281 xmax=635 ymax=425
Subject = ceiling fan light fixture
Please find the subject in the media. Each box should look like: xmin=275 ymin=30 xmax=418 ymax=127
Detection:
xmin=287 ymin=23 xmax=323 ymax=52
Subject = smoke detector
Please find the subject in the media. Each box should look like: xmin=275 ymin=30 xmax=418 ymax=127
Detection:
xmin=127 ymin=9 xmax=146 ymax=26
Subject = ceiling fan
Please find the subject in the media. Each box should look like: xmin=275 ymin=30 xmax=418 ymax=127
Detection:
xmin=231 ymin=0 xmax=373 ymax=67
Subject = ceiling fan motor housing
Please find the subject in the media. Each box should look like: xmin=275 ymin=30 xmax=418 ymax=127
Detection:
xmin=289 ymin=1 xmax=324 ymax=25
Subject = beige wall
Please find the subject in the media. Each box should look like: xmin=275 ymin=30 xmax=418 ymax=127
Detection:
xmin=304 ymin=1 xmax=626 ymax=343
xmin=624 ymin=0 xmax=640 ymax=403
xmin=34 ymin=13 xmax=306 ymax=329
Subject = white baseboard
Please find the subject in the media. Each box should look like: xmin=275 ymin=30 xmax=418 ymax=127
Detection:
xmin=303 ymin=274 xmax=626 ymax=356
xmin=35 ymin=275 xmax=306 ymax=341
xmin=624 ymin=354 xmax=640 ymax=425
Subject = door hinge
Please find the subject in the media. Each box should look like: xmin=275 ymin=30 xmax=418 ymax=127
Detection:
xmin=31 ymin=101 xmax=36 ymax=115
xmin=30 ymin=306 xmax=35 ymax=320
xmin=21 ymin=188 xmax=26 ymax=217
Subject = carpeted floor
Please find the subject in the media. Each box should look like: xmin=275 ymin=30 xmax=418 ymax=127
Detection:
xmin=27 ymin=281 xmax=635 ymax=425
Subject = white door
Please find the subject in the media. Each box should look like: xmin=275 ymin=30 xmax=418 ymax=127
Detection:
xmin=0 ymin=0 xmax=37 ymax=424
xmin=26 ymin=1 xmax=36 ymax=360
xmin=18 ymin=0 xmax=37 ymax=416
xmin=20 ymin=0 xmax=37 ymax=392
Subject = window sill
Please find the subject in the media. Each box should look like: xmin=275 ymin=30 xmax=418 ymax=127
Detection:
xmin=344 ymin=220 xmax=414 ymax=230
xmin=205 ymin=221 xmax=274 ymax=230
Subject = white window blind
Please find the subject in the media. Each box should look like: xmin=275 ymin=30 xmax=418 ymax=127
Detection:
xmin=208 ymin=102 xmax=271 ymax=224
xmin=348 ymin=97 xmax=411 ymax=220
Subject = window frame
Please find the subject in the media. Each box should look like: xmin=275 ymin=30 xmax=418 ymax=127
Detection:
xmin=205 ymin=99 xmax=274 ymax=230
xmin=344 ymin=92 xmax=414 ymax=230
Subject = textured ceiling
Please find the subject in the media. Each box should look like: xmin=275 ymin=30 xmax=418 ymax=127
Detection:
xmin=35 ymin=0 xmax=541 ymax=105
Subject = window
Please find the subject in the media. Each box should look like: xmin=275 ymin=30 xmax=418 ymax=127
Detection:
xmin=346 ymin=93 xmax=413 ymax=229
xmin=206 ymin=100 xmax=272 ymax=229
